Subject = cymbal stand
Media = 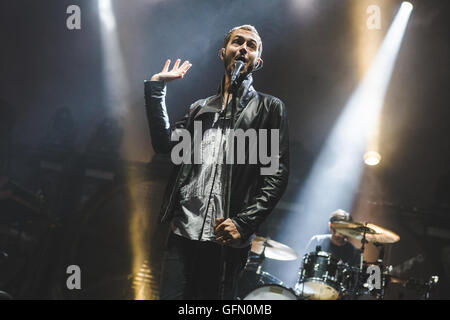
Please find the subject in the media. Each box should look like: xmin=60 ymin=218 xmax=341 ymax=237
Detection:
xmin=351 ymin=223 xmax=368 ymax=299
xmin=374 ymin=242 xmax=386 ymax=300
xmin=422 ymin=276 xmax=439 ymax=300
xmin=256 ymin=241 xmax=267 ymax=275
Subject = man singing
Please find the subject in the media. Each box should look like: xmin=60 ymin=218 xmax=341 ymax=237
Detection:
xmin=144 ymin=25 xmax=289 ymax=299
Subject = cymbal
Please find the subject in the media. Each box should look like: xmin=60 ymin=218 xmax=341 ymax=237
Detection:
xmin=251 ymin=236 xmax=298 ymax=261
xmin=330 ymin=221 xmax=400 ymax=244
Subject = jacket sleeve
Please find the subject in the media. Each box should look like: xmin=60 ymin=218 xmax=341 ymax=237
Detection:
xmin=231 ymin=98 xmax=290 ymax=241
xmin=144 ymin=80 xmax=189 ymax=154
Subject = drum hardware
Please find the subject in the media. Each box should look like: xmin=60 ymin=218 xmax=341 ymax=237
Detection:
xmin=423 ymin=276 xmax=439 ymax=300
xmin=386 ymin=275 xmax=439 ymax=300
xmin=235 ymin=235 xmax=299 ymax=300
xmin=352 ymin=224 xmax=391 ymax=299
xmin=237 ymin=224 xmax=438 ymax=300
xmin=328 ymin=220 xmax=401 ymax=299
xmin=352 ymin=264 xmax=439 ymax=300
xmin=250 ymin=236 xmax=298 ymax=261
xmin=252 ymin=241 xmax=266 ymax=275
xmin=330 ymin=221 xmax=400 ymax=244
xmin=350 ymin=222 xmax=369 ymax=300
xmin=294 ymin=220 xmax=405 ymax=300
xmin=295 ymin=247 xmax=347 ymax=300
xmin=347 ymin=261 xmax=389 ymax=300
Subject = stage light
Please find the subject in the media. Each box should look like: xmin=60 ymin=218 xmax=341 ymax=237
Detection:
xmin=364 ymin=151 xmax=381 ymax=166
xmin=402 ymin=2 xmax=414 ymax=11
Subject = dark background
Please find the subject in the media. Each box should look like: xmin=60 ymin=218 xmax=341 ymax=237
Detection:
xmin=0 ymin=0 xmax=449 ymax=299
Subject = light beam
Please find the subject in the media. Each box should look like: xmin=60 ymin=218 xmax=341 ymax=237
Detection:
xmin=273 ymin=2 xmax=413 ymax=286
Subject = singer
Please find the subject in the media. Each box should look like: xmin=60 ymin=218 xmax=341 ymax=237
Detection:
xmin=144 ymin=25 xmax=289 ymax=300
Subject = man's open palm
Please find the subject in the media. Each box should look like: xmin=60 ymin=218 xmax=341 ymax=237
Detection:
xmin=151 ymin=59 xmax=192 ymax=82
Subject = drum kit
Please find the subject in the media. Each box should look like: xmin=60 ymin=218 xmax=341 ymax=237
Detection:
xmin=235 ymin=220 xmax=438 ymax=300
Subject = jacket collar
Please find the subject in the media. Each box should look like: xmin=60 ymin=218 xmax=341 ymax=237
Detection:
xmin=194 ymin=73 xmax=257 ymax=119
xmin=217 ymin=73 xmax=256 ymax=108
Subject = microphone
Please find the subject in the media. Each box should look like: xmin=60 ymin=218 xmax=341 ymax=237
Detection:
xmin=230 ymin=60 xmax=245 ymax=87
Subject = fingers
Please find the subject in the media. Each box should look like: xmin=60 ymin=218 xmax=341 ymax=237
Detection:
xmin=215 ymin=217 xmax=225 ymax=227
xmin=179 ymin=60 xmax=192 ymax=78
xmin=180 ymin=60 xmax=192 ymax=72
xmin=159 ymin=58 xmax=192 ymax=81
xmin=215 ymin=221 xmax=227 ymax=234
xmin=215 ymin=225 xmax=235 ymax=239
xmin=172 ymin=58 xmax=181 ymax=71
xmin=216 ymin=236 xmax=232 ymax=246
xmin=162 ymin=59 xmax=170 ymax=72
xmin=215 ymin=218 xmax=236 ymax=236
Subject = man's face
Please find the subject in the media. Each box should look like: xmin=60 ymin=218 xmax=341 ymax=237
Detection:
xmin=221 ymin=29 xmax=261 ymax=77
xmin=330 ymin=226 xmax=347 ymax=246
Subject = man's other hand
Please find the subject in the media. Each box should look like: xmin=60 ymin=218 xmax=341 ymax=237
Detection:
xmin=214 ymin=218 xmax=242 ymax=246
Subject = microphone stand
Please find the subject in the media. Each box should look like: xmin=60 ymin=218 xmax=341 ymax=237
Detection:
xmin=218 ymin=77 xmax=240 ymax=300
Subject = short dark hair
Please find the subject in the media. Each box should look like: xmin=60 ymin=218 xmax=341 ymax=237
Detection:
xmin=329 ymin=209 xmax=353 ymax=223
xmin=222 ymin=24 xmax=263 ymax=57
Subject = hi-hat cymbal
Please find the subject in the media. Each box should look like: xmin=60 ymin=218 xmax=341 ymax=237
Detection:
xmin=251 ymin=236 xmax=298 ymax=261
xmin=330 ymin=221 xmax=400 ymax=244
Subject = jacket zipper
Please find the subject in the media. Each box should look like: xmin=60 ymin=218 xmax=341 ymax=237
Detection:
xmin=161 ymin=93 xmax=253 ymax=222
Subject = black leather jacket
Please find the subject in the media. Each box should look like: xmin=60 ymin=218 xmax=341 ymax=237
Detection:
xmin=144 ymin=74 xmax=289 ymax=242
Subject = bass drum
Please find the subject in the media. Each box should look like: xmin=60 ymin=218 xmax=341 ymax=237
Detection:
xmin=244 ymin=284 xmax=298 ymax=300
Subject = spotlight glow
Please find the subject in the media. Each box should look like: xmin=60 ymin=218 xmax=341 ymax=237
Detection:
xmin=99 ymin=0 xmax=116 ymax=30
xmin=98 ymin=0 xmax=149 ymax=299
xmin=402 ymin=2 xmax=414 ymax=11
xmin=364 ymin=151 xmax=381 ymax=166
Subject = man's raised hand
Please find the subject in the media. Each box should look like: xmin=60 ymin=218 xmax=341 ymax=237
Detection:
xmin=150 ymin=59 xmax=192 ymax=82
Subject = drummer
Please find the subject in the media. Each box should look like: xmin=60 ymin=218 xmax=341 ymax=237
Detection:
xmin=305 ymin=209 xmax=360 ymax=266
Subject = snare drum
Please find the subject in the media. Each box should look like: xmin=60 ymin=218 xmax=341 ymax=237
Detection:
xmin=295 ymin=251 xmax=345 ymax=300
